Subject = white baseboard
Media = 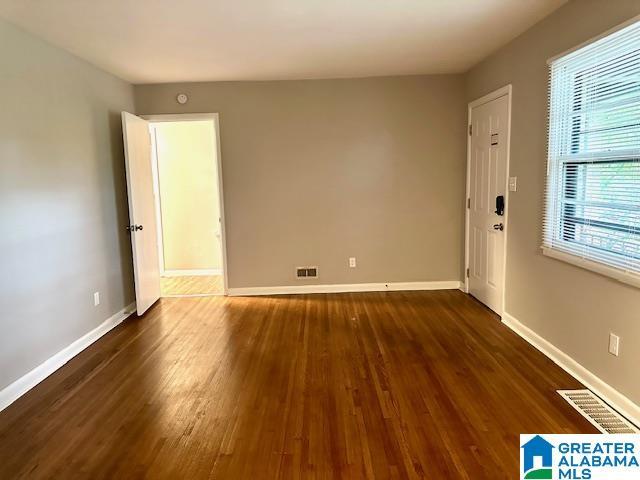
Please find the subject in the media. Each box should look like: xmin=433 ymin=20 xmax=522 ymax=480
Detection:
xmin=228 ymin=280 xmax=462 ymax=297
xmin=0 ymin=302 xmax=136 ymax=413
xmin=162 ymin=269 xmax=223 ymax=277
xmin=502 ymin=312 xmax=640 ymax=429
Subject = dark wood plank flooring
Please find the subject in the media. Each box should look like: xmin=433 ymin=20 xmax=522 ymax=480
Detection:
xmin=0 ymin=290 xmax=595 ymax=479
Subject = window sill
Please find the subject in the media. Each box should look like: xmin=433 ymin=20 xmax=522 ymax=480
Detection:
xmin=541 ymin=247 xmax=640 ymax=289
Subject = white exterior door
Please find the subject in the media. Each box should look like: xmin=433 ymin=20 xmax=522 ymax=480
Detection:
xmin=122 ymin=112 xmax=161 ymax=315
xmin=467 ymin=94 xmax=510 ymax=314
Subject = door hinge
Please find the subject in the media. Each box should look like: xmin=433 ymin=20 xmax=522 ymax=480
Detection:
xmin=467 ymin=198 xmax=471 ymax=209
xmin=468 ymin=124 xmax=472 ymax=136
xmin=466 ymin=267 xmax=470 ymax=278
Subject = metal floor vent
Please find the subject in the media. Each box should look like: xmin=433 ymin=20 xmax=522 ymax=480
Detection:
xmin=296 ymin=266 xmax=318 ymax=279
xmin=558 ymin=390 xmax=639 ymax=434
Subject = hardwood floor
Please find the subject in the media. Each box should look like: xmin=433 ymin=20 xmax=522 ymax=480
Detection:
xmin=0 ymin=290 xmax=595 ymax=479
xmin=160 ymin=275 xmax=224 ymax=296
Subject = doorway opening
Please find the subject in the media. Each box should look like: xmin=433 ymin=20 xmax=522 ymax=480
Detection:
xmin=148 ymin=114 xmax=227 ymax=297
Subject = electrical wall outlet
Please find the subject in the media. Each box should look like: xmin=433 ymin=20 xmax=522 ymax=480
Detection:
xmin=509 ymin=176 xmax=518 ymax=192
xmin=609 ymin=333 xmax=620 ymax=356
xmin=349 ymin=257 xmax=357 ymax=268
xmin=93 ymin=291 xmax=100 ymax=307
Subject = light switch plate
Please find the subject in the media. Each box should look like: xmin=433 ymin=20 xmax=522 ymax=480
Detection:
xmin=509 ymin=176 xmax=517 ymax=192
xmin=609 ymin=333 xmax=620 ymax=356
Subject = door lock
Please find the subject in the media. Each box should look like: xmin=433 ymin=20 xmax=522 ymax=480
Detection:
xmin=495 ymin=195 xmax=505 ymax=216
xmin=493 ymin=223 xmax=504 ymax=231
xmin=125 ymin=224 xmax=144 ymax=232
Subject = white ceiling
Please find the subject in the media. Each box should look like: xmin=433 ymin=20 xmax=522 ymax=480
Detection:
xmin=0 ymin=0 xmax=567 ymax=84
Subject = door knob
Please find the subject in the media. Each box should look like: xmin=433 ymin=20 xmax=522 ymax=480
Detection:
xmin=493 ymin=223 xmax=504 ymax=231
xmin=134 ymin=225 xmax=144 ymax=231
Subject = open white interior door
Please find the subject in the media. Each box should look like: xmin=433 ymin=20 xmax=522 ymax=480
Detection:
xmin=122 ymin=112 xmax=161 ymax=315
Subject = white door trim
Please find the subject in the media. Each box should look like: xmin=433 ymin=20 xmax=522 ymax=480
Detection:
xmin=149 ymin=126 xmax=166 ymax=276
xmin=143 ymin=113 xmax=230 ymax=296
xmin=464 ymin=85 xmax=512 ymax=316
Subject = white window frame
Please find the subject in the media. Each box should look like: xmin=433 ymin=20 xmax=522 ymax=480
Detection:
xmin=542 ymin=15 xmax=640 ymax=289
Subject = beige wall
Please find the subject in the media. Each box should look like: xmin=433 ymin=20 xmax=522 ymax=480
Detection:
xmin=0 ymin=19 xmax=135 ymax=391
xmin=135 ymin=76 xmax=467 ymax=288
xmin=154 ymin=121 xmax=222 ymax=272
xmin=466 ymin=0 xmax=640 ymax=405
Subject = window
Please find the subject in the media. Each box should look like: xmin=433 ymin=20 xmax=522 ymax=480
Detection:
xmin=543 ymin=18 xmax=640 ymax=287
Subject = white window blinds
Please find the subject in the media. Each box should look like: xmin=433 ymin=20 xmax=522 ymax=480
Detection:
xmin=544 ymin=18 xmax=640 ymax=287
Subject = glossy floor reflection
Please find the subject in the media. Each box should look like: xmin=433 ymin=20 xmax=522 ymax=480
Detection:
xmin=0 ymin=290 xmax=596 ymax=479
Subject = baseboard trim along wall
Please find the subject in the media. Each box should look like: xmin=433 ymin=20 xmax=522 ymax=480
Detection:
xmin=502 ymin=312 xmax=640 ymax=429
xmin=228 ymin=280 xmax=462 ymax=296
xmin=163 ymin=269 xmax=223 ymax=277
xmin=0 ymin=302 xmax=136 ymax=413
